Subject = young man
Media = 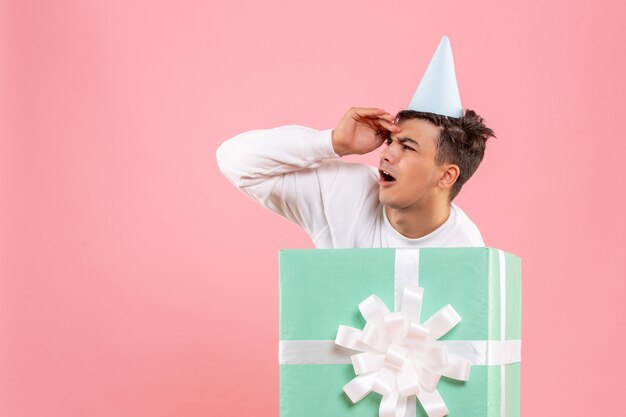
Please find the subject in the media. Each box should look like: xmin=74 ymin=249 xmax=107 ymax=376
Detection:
xmin=216 ymin=37 xmax=495 ymax=248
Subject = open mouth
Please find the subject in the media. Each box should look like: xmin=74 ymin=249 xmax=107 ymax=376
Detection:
xmin=379 ymin=169 xmax=396 ymax=182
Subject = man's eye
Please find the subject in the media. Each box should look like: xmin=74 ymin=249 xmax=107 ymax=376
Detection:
xmin=385 ymin=138 xmax=392 ymax=145
xmin=403 ymin=145 xmax=414 ymax=151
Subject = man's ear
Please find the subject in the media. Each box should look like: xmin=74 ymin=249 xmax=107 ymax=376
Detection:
xmin=438 ymin=164 xmax=460 ymax=191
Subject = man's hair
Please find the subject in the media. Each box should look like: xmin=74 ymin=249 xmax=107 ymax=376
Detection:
xmin=395 ymin=109 xmax=496 ymax=201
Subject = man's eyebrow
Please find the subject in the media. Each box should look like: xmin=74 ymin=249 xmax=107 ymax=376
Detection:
xmin=389 ymin=135 xmax=420 ymax=147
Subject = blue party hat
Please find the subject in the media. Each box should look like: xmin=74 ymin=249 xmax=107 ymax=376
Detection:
xmin=408 ymin=35 xmax=463 ymax=118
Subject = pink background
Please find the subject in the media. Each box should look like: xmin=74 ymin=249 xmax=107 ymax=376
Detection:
xmin=1 ymin=0 xmax=624 ymax=416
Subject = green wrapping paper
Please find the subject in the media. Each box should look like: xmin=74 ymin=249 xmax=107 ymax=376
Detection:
xmin=279 ymin=248 xmax=521 ymax=417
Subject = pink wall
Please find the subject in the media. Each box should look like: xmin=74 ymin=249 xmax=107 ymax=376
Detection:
xmin=1 ymin=0 xmax=624 ymax=416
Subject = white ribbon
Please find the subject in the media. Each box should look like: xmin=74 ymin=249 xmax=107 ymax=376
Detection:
xmin=334 ymin=282 xmax=469 ymax=417
xmin=499 ymin=249 xmax=507 ymax=416
xmin=279 ymin=339 xmax=521 ymax=366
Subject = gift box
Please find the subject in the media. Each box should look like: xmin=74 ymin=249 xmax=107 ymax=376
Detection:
xmin=279 ymin=248 xmax=521 ymax=417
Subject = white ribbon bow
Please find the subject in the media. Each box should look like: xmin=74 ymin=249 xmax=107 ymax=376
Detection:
xmin=334 ymin=282 xmax=471 ymax=417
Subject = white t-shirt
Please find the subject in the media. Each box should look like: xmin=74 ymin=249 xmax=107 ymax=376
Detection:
xmin=216 ymin=125 xmax=484 ymax=248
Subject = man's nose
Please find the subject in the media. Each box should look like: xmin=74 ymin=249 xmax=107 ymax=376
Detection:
xmin=380 ymin=142 xmax=398 ymax=164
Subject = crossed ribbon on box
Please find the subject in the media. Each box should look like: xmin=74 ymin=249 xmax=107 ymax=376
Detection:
xmin=335 ymin=282 xmax=470 ymax=417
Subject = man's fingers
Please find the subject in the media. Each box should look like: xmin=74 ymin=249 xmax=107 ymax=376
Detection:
xmin=378 ymin=113 xmax=396 ymax=122
xmin=349 ymin=107 xmax=395 ymax=125
xmin=351 ymin=107 xmax=388 ymax=119
xmin=373 ymin=118 xmax=401 ymax=134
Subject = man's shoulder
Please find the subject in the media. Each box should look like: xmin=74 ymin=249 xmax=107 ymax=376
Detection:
xmin=317 ymin=159 xmax=378 ymax=183
xmin=314 ymin=160 xmax=381 ymax=239
xmin=450 ymin=204 xmax=485 ymax=246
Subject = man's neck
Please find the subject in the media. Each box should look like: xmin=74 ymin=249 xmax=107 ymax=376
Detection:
xmin=385 ymin=200 xmax=452 ymax=239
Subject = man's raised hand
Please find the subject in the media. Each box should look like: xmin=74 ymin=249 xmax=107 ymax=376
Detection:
xmin=331 ymin=107 xmax=401 ymax=157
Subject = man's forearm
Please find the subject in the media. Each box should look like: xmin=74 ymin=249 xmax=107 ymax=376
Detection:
xmin=216 ymin=125 xmax=339 ymax=188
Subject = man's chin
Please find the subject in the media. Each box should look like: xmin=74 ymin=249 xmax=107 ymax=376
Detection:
xmin=378 ymin=191 xmax=397 ymax=208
